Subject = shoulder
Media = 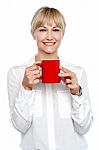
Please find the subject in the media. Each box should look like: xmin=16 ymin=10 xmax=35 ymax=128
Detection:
xmin=7 ymin=56 xmax=35 ymax=81
xmin=60 ymin=58 xmax=83 ymax=72
xmin=60 ymin=58 xmax=86 ymax=80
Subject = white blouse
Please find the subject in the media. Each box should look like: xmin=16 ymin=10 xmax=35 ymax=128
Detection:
xmin=7 ymin=56 xmax=93 ymax=150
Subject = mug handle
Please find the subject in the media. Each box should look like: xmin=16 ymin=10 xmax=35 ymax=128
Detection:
xmin=36 ymin=62 xmax=42 ymax=80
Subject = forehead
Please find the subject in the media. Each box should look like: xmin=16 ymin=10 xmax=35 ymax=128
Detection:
xmin=39 ymin=23 xmax=60 ymax=28
xmin=38 ymin=17 xmax=59 ymax=26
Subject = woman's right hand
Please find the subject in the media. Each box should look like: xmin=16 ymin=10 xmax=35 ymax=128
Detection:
xmin=22 ymin=63 xmax=41 ymax=90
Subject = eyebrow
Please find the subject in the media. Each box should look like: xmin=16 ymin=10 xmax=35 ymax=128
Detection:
xmin=39 ymin=26 xmax=60 ymax=28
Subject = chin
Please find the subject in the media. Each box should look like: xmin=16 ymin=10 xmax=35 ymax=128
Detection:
xmin=46 ymin=51 xmax=56 ymax=55
xmin=45 ymin=48 xmax=56 ymax=53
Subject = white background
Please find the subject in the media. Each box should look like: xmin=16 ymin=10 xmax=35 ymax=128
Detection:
xmin=0 ymin=0 xmax=99 ymax=149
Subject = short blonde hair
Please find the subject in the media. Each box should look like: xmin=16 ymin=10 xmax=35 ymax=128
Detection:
xmin=31 ymin=6 xmax=66 ymax=35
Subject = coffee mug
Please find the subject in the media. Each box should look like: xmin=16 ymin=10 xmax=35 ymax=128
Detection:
xmin=37 ymin=59 xmax=60 ymax=83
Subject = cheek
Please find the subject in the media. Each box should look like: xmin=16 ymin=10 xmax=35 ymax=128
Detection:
xmin=36 ymin=34 xmax=45 ymax=42
xmin=36 ymin=36 xmax=44 ymax=47
xmin=55 ymin=38 xmax=62 ymax=48
xmin=55 ymin=33 xmax=63 ymax=40
xmin=56 ymin=36 xmax=62 ymax=44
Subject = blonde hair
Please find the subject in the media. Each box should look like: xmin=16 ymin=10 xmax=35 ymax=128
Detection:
xmin=31 ymin=6 xmax=66 ymax=35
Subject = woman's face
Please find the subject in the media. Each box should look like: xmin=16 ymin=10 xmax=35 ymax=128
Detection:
xmin=33 ymin=22 xmax=63 ymax=55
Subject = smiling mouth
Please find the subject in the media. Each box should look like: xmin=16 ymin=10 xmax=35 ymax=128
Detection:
xmin=43 ymin=42 xmax=56 ymax=46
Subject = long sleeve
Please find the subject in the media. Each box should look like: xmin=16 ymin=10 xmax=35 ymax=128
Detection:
xmin=71 ymin=68 xmax=93 ymax=135
xmin=7 ymin=67 xmax=35 ymax=133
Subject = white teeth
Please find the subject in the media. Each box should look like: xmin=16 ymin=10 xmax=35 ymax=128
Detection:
xmin=44 ymin=42 xmax=55 ymax=46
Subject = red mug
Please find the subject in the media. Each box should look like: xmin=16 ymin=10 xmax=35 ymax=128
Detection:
xmin=37 ymin=59 xmax=60 ymax=83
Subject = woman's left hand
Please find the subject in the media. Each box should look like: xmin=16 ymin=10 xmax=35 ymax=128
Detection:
xmin=58 ymin=66 xmax=81 ymax=96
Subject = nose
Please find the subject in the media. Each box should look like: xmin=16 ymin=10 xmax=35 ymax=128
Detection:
xmin=46 ymin=30 xmax=53 ymax=40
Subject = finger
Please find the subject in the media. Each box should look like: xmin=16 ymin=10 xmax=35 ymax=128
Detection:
xmin=58 ymin=72 xmax=72 ymax=78
xmin=66 ymin=84 xmax=73 ymax=90
xmin=33 ymin=73 xmax=41 ymax=79
xmin=59 ymin=66 xmax=73 ymax=77
xmin=66 ymin=78 xmax=72 ymax=84
xmin=31 ymin=78 xmax=40 ymax=85
xmin=67 ymin=84 xmax=78 ymax=90
xmin=28 ymin=78 xmax=40 ymax=86
xmin=59 ymin=66 xmax=71 ymax=73
xmin=28 ymin=80 xmax=33 ymax=85
xmin=35 ymin=61 xmax=41 ymax=65
xmin=31 ymin=69 xmax=40 ymax=75
xmin=26 ymin=64 xmax=39 ymax=71
xmin=59 ymin=70 xmax=76 ymax=80
xmin=28 ymin=73 xmax=40 ymax=82
xmin=26 ymin=69 xmax=40 ymax=77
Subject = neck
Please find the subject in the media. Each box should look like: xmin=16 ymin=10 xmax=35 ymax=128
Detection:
xmin=35 ymin=52 xmax=59 ymax=62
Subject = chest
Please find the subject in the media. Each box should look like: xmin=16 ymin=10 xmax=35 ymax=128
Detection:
xmin=33 ymin=82 xmax=72 ymax=119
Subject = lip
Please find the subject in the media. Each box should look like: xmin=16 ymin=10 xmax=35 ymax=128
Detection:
xmin=43 ymin=42 xmax=56 ymax=46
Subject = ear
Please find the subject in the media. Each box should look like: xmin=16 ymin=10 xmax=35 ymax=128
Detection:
xmin=33 ymin=32 xmax=37 ymax=40
xmin=31 ymin=29 xmax=36 ymax=40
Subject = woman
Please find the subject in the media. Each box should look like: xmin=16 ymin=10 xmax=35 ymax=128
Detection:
xmin=7 ymin=6 xmax=93 ymax=150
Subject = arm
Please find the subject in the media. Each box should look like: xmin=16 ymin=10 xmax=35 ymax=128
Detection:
xmin=7 ymin=67 xmax=35 ymax=133
xmin=71 ymin=68 xmax=93 ymax=135
xmin=59 ymin=66 xmax=93 ymax=135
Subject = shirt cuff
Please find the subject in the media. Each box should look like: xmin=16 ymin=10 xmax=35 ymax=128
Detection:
xmin=71 ymin=94 xmax=84 ymax=104
xmin=18 ymin=84 xmax=35 ymax=99
xmin=71 ymin=86 xmax=83 ymax=105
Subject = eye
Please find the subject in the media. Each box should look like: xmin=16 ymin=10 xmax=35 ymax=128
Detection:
xmin=39 ymin=29 xmax=46 ymax=32
xmin=53 ymin=29 xmax=60 ymax=32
